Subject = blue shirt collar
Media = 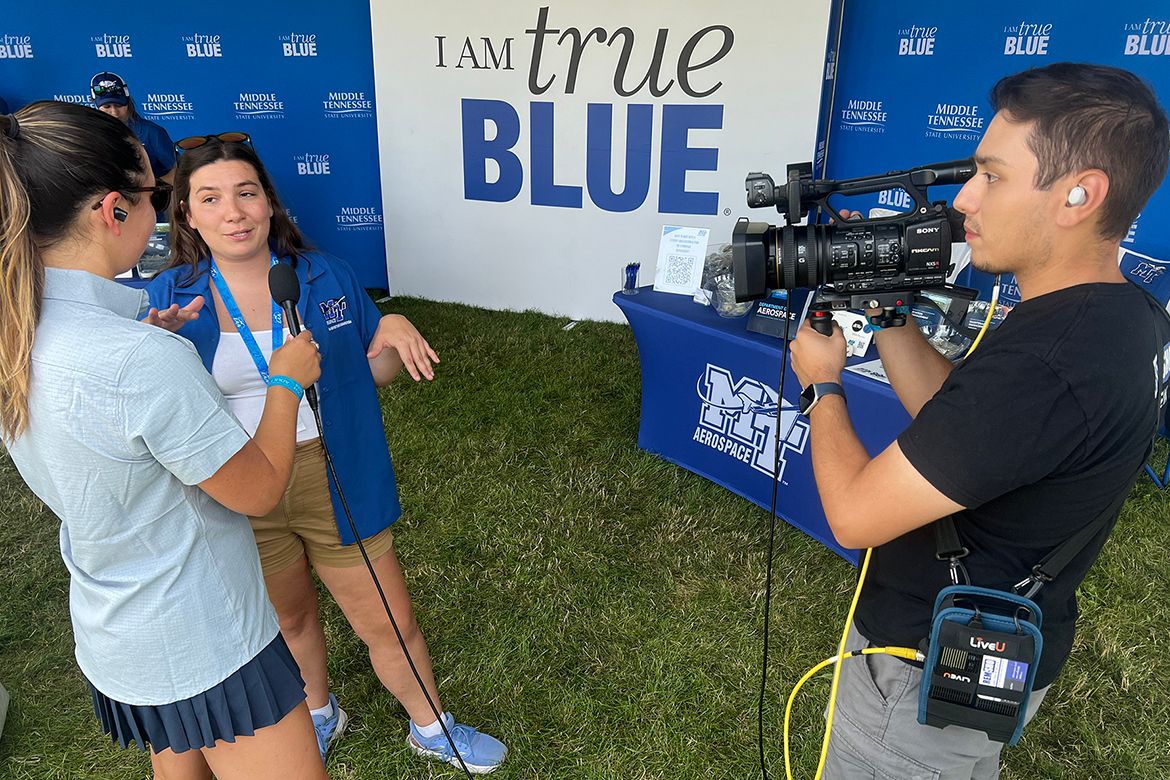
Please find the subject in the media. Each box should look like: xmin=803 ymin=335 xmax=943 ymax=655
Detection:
xmin=173 ymin=253 xmax=326 ymax=297
xmin=43 ymin=267 xmax=149 ymax=319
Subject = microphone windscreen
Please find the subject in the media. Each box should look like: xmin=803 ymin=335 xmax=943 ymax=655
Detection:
xmin=268 ymin=262 xmax=300 ymax=306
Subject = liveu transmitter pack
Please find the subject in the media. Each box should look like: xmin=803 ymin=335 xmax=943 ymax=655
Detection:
xmin=918 ymin=585 xmax=1043 ymax=745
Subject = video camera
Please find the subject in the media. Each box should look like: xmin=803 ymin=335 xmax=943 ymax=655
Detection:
xmin=731 ymin=159 xmax=978 ymax=334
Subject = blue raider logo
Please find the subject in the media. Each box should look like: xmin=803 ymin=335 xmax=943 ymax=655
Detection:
xmin=1127 ymin=253 xmax=1168 ymax=285
xmin=319 ymin=297 xmax=350 ymax=330
xmin=694 ymin=364 xmax=808 ymax=480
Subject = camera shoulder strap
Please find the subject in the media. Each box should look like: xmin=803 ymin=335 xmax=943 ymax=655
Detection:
xmin=934 ymin=512 xmax=1109 ymax=600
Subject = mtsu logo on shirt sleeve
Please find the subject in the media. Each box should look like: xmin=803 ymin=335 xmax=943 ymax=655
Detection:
xmin=320 ymin=297 xmax=351 ymax=330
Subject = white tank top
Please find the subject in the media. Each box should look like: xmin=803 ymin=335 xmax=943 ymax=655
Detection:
xmin=211 ymin=328 xmax=320 ymax=442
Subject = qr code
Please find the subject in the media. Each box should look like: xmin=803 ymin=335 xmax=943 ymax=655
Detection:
xmin=662 ymin=254 xmax=694 ymax=285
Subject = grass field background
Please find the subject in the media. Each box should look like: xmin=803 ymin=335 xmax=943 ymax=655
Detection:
xmin=1 ymin=297 xmax=1167 ymax=779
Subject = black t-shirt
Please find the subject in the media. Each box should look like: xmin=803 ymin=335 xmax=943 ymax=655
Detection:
xmin=855 ymin=281 xmax=1170 ymax=688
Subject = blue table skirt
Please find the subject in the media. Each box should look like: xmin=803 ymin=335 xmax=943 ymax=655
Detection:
xmin=614 ymin=288 xmax=912 ymax=564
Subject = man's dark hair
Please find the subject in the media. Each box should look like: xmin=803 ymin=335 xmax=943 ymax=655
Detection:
xmin=991 ymin=62 xmax=1170 ymax=240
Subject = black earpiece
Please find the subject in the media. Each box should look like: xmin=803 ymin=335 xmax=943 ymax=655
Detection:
xmin=113 ymin=207 xmax=128 ymax=222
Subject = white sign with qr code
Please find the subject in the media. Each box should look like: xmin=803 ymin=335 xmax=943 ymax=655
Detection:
xmin=653 ymin=225 xmax=709 ymax=295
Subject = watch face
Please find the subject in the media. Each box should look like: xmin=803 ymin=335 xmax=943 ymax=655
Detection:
xmin=799 ymin=384 xmax=816 ymax=414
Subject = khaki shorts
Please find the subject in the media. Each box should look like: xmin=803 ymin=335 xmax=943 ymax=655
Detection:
xmin=249 ymin=439 xmax=395 ymax=575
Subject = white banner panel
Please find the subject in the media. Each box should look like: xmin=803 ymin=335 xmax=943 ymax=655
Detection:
xmin=372 ymin=2 xmax=830 ymax=321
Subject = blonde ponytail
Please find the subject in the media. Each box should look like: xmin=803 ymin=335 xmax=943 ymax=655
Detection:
xmin=0 ymin=114 xmax=42 ymax=440
xmin=0 ymin=102 xmax=144 ymax=440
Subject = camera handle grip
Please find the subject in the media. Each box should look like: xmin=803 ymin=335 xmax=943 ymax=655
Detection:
xmin=808 ymin=308 xmax=835 ymax=337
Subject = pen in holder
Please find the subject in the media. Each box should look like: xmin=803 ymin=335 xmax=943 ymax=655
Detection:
xmin=622 ymin=261 xmax=641 ymax=295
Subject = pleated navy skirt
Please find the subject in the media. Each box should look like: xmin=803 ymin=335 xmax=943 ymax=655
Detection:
xmin=88 ymin=633 xmax=305 ymax=754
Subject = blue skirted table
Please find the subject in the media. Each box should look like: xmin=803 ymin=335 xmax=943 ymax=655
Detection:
xmin=613 ymin=288 xmax=913 ymax=563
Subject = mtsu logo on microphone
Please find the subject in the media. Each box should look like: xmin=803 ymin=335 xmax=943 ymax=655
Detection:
xmin=694 ymin=364 xmax=808 ymax=480
xmin=319 ymin=297 xmax=351 ymax=331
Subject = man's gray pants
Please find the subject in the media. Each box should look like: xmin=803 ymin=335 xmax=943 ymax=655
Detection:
xmin=823 ymin=623 xmax=1048 ymax=780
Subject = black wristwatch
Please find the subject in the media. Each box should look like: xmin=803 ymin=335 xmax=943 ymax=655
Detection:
xmin=799 ymin=382 xmax=846 ymax=417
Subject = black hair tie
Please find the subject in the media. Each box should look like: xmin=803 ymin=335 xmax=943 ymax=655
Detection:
xmin=1 ymin=114 xmax=18 ymax=141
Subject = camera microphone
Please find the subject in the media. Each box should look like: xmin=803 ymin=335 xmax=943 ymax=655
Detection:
xmin=268 ymin=261 xmax=319 ymax=412
xmin=912 ymin=158 xmax=976 ymax=188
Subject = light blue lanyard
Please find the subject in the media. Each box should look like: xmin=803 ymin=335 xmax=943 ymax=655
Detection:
xmin=210 ymin=254 xmax=284 ymax=383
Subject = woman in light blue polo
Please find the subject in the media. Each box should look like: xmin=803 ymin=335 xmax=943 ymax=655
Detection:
xmin=0 ymin=102 xmax=328 ymax=778
xmin=147 ymin=135 xmax=507 ymax=773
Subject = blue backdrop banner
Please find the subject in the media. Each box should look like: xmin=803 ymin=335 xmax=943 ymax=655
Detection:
xmin=819 ymin=0 xmax=1170 ymax=309
xmin=0 ymin=0 xmax=388 ymax=289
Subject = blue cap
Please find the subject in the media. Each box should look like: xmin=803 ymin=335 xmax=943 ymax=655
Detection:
xmin=90 ymin=71 xmax=129 ymax=107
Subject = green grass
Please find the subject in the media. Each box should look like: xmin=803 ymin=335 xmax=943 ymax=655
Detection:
xmin=1 ymin=297 xmax=1168 ymax=779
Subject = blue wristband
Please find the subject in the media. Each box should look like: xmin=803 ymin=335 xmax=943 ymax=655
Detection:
xmin=267 ymin=374 xmax=305 ymax=401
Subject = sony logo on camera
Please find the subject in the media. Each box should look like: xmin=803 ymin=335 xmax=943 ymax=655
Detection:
xmin=1123 ymin=18 xmax=1170 ymax=55
xmin=1003 ymin=20 xmax=1052 ymax=56
xmin=897 ymin=24 xmax=937 ymax=56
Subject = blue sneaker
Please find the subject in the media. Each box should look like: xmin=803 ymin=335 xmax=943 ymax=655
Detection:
xmin=311 ymin=693 xmax=348 ymax=762
xmin=407 ymin=712 xmax=507 ymax=774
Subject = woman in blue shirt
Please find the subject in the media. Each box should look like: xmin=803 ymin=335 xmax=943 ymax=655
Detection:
xmin=0 ymin=103 xmax=328 ymax=778
xmin=148 ymin=135 xmax=506 ymax=773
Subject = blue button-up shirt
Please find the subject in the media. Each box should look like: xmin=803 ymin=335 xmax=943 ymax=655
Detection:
xmin=6 ymin=269 xmax=278 ymax=705
xmin=148 ymin=252 xmax=402 ymax=544
xmin=128 ymin=115 xmax=176 ymax=180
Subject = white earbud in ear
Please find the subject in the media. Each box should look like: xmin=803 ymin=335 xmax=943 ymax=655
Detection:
xmin=1066 ymin=185 xmax=1087 ymax=206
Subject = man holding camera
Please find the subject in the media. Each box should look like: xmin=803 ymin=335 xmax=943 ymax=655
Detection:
xmin=790 ymin=62 xmax=1170 ymax=779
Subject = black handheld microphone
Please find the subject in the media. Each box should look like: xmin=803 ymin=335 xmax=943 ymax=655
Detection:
xmin=268 ymin=262 xmax=319 ymax=411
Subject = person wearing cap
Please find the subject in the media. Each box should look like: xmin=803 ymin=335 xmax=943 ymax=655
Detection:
xmin=90 ymin=72 xmax=175 ymax=190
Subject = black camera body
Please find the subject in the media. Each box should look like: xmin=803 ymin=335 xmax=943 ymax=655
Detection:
xmin=732 ymin=160 xmax=977 ymax=329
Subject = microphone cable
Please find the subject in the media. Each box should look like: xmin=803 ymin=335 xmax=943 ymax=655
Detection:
xmin=272 ymin=268 xmax=474 ymax=779
xmin=757 ymin=299 xmax=796 ymax=780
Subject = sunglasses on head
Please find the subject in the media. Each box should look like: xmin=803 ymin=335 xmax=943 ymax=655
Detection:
xmin=91 ymin=83 xmax=126 ymax=97
xmin=90 ymin=183 xmax=173 ymax=214
xmin=173 ymin=131 xmax=252 ymax=155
